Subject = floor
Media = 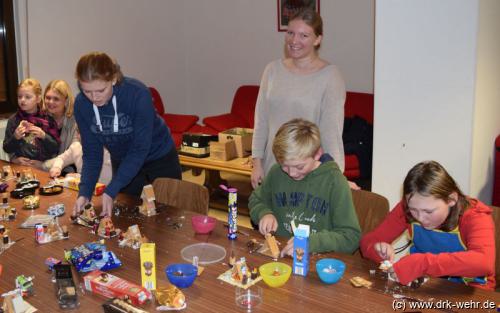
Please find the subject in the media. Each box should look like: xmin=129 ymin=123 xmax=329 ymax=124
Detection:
xmin=182 ymin=169 xmax=253 ymax=228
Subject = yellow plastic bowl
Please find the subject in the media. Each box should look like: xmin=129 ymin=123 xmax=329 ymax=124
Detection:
xmin=259 ymin=262 xmax=291 ymax=288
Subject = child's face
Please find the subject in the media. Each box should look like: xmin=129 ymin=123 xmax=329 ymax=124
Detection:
xmin=18 ymin=87 xmax=40 ymax=114
xmin=280 ymin=155 xmax=320 ymax=181
xmin=406 ymin=193 xmax=455 ymax=230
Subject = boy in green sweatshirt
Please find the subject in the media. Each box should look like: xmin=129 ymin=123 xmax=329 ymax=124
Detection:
xmin=249 ymin=118 xmax=361 ymax=256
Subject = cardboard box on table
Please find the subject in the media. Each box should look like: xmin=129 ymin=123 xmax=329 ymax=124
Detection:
xmin=209 ymin=141 xmax=237 ymax=161
xmin=218 ymin=128 xmax=253 ymax=158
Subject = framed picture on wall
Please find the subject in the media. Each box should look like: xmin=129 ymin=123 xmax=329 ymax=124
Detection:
xmin=277 ymin=0 xmax=320 ymax=32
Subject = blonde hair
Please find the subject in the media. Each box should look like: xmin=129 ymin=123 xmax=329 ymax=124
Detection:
xmin=18 ymin=78 xmax=43 ymax=108
xmin=43 ymin=80 xmax=75 ymax=117
xmin=272 ymin=118 xmax=321 ymax=163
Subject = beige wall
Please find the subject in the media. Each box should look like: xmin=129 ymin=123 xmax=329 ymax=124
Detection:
xmin=15 ymin=0 xmax=374 ymax=118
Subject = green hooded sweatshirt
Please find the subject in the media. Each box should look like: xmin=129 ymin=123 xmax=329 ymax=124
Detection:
xmin=249 ymin=160 xmax=361 ymax=254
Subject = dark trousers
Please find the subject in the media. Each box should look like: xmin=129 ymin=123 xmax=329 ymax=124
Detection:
xmin=112 ymin=148 xmax=182 ymax=196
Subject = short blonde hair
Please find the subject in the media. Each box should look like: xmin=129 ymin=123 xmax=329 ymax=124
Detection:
xmin=18 ymin=78 xmax=43 ymax=108
xmin=272 ymin=118 xmax=321 ymax=163
xmin=43 ymin=80 xmax=75 ymax=117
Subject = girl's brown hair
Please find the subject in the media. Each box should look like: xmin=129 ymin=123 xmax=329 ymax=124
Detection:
xmin=75 ymin=51 xmax=123 ymax=83
xmin=403 ymin=160 xmax=470 ymax=231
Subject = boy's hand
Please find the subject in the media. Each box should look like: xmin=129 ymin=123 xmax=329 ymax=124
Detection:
xmin=374 ymin=242 xmax=395 ymax=262
xmin=259 ymin=214 xmax=278 ymax=235
xmin=280 ymin=237 xmax=294 ymax=258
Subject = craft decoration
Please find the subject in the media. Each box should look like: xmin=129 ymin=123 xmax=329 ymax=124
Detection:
xmin=39 ymin=183 xmax=64 ymax=196
xmin=155 ymin=285 xmax=186 ymax=311
xmin=35 ymin=217 xmax=69 ymax=244
xmin=47 ymin=203 xmax=65 ymax=217
xmin=97 ymin=216 xmax=121 ymax=238
xmin=0 ymin=194 xmax=16 ymax=221
xmin=15 ymin=275 xmax=34 ymax=297
xmin=1 ymin=292 xmax=37 ymax=313
xmin=68 ymin=241 xmax=122 ymax=272
xmin=73 ymin=203 xmax=99 ymax=228
xmin=138 ymin=184 xmax=157 ymax=216
xmin=22 ymin=195 xmax=40 ymax=210
xmin=118 ymin=224 xmax=148 ymax=249
xmin=217 ymin=256 xmax=261 ymax=289
xmin=350 ymin=276 xmax=373 ymax=288
xmin=20 ymin=214 xmax=55 ymax=228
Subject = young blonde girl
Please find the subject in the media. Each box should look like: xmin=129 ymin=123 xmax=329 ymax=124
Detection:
xmin=360 ymin=161 xmax=496 ymax=290
xmin=3 ymin=78 xmax=60 ymax=165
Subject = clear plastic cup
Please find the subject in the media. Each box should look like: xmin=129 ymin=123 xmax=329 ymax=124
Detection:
xmin=235 ymin=286 xmax=263 ymax=311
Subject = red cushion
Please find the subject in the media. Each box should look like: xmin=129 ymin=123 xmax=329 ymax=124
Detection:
xmin=163 ymin=114 xmax=199 ymax=133
xmin=149 ymin=87 xmax=165 ymax=115
xmin=171 ymin=133 xmax=183 ymax=148
xmin=345 ymin=92 xmax=374 ymax=125
xmin=230 ymin=85 xmax=260 ymax=128
xmin=344 ymin=154 xmax=360 ymax=180
xmin=203 ymin=114 xmax=250 ymax=132
xmin=493 ymin=134 xmax=500 ymax=206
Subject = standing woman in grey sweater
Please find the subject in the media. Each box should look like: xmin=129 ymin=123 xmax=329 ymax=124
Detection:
xmin=251 ymin=8 xmax=346 ymax=188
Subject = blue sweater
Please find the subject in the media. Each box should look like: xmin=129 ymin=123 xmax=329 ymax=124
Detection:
xmin=74 ymin=77 xmax=174 ymax=199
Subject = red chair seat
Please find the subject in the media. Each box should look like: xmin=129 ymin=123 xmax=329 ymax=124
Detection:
xmin=203 ymin=114 xmax=250 ymax=132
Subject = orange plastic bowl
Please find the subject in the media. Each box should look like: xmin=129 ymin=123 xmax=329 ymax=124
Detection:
xmin=191 ymin=215 xmax=217 ymax=234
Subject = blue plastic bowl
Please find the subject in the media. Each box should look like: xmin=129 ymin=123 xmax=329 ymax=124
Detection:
xmin=165 ymin=264 xmax=197 ymax=288
xmin=316 ymin=258 xmax=345 ymax=284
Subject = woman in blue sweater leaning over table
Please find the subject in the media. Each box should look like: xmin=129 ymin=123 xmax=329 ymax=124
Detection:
xmin=72 ymin=51 xmax=181 ymax=217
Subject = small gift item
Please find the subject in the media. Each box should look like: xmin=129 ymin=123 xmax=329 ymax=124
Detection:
xmin=39 ymin=184 xmax=64 ymax=196
xmin=48 ymin=203 xmax=65 ymax=217
xmin=23 ymin=195 xmax=40 ymax=210
xmin=155 ymin=285 xmax=186 ymax=311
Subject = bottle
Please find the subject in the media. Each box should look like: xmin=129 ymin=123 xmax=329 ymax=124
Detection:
xmin=220 ymin=185 xmax=238 ymax=240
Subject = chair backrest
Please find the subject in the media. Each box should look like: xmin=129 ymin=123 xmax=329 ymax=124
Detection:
xmin=230 ymin=85 xmax=260 ymax=128
xmin=152 ymin=178 xmax=209 ymax=215
xmin=351 ymin=189 xmax=389 ymax=234
xmin=344 ymin=92 xmax=374 ymax=125
xmin=490 ymin=205 xmax=500 ymax=290
xmin=149 ymin=87 xmax=165 ymax=115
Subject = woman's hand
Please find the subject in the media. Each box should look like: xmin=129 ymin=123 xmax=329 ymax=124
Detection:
xmin=49 ymin=167 xmax=62 ymax=178
xmin=251 ymin=158 xmax=264 ymax=189
xmin=73 ymin=196 xmax=89 ymax=217
xmin=348 ymin=181 xmax=361 ymax=190
xmin=280 ymin=237 xmax=294 ymax=258
xmin=258 ymin=213 xmax=278 ymax=235
xmin=101 ymin=193 xmax=114 ymax=217
xmin=374 ymin=242 xmax=395 ymax=262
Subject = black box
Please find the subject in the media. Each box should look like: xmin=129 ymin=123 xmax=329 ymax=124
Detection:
xmin=182 ymin=133 xmax=218 ymax=148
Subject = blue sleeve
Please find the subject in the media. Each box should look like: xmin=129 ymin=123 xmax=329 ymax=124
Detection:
xmin=74 ymin=98 xmax=103 ymax=200
xmin=104 ymin=87 xmax=155 ymax=198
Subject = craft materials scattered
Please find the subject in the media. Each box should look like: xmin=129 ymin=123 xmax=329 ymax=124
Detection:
xmin=68 ymin=241 xmax=122 ymax=272
xmin=57 ymin=173 xmax=106 ymax=196
xmin=1 ymin=292 xmax=37 ymax=313
xmin=73 ymin=203 xmax=99 ymax=228
xmin=20 ymin=214 xmax=55 ymax=228
xmin=220 ymin=184 xmax=238 ymax=240
xmin=165 ymin=216 xmax=184 ymax=229
xmin=258 ymin=262 xmax=291 ymax=288
xmin=22 ymin=195 xmax=39 ymax=210
xmin=0 ymin=183 xmax=8 ymax=192
xmin=0 ymin=194 xmax=16 ymax=221
xmin=180 ymin=242 xmax=226 ymax=265
xmin=84 ymin=270 xmax=152 ymax=306
xmin=39 ymin=183 xmax=64 ymax=196
xmin=218 ymin=255 xmax=261 ymax=289
xmin=256 ymin=233 xmax=280 ymax=259
xmin=191 ymin=215 xmax=216 ymax=234
xmin=102 ymin=298 xmax=150 ymax=313
xmin=350 ymin=276 xmax=373 ymax=288
xmin=165 ymin=264 xmax=197 ymax=289
xmin=293 ymin=224 xmax=310 ymax=276
xmin=379 ymin=260 xmax=393 ymax=272
xmin=140 ymin=242 xmax=156 ymax=290
xmin=54 ymin=263 xmax=79 ymax=309
xmin=2 ymin=165 xmax=14 ymax=180
xmin=138 ymin=184 xmax=157 ymax=216
xmin=155 ymin=285 xmax=186 ymax=311
xmin=118 ymin=224 xmax=148 ymax=249
xmin=15 ymin=275 xmax=34 ymax=297
xmin=316 ymin=258 xmax=345 ymax=284
xmin=97 ymin=216 xmax=121 ymax=238
xmin=35 ymin=218 xmax=68 ymax=244
xmin=45 ymin=257 xmax=62 ymax=271
xmin=10 ymin=184 xmax=36 ymax=199
xmin=235 ymin=286 xmax=263 ymax=311
xmin=47 ymin=203 xmax=65 ymax=217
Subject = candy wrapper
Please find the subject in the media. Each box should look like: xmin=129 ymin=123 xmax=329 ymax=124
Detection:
xmin=68 ymin=241 xmax=122 ymax=272
xmin=155 ymin=285 xmax=186 ymax=311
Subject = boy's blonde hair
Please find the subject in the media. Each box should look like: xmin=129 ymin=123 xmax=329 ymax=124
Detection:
xmin=18 ymin=78 xmax=43 ymax=108
xmin=272 ymin=118 xmax=321 ymax=163
xmin=43 ymin=79 xmax=75 ymax=117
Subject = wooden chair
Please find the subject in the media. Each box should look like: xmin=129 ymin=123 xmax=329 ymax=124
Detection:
xmin=351 ymin=189 xmax=390 ymax=235
xmin=490 ymin=205 xmax=500 ymax=291
xmin=152 ymin=178 xmax=209 ymax=215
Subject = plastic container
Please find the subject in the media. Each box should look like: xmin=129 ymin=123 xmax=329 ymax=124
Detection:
xmin=259 ymin=262 xmax=291 ymax=288
xmin=316 ymin=258 xmax=345 ymax=284
xmin=165 ymin=264 xmax=197 ymax=288
xmin=235 ymin=286 xmax=263 ymax=311
xmin=191 ymin=215 xmax=217 ymax=234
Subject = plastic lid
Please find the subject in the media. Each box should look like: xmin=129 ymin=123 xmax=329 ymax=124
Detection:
xmin=180 ymin=243 xmax=227 ymax=265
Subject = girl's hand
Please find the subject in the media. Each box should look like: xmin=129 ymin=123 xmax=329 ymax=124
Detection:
xmin=251 ymin=158 xmax=264 ymax=189
xmin=280 ymin=237 xmax=294 ymax=258
xmin=27 ymin=125 xmax=46 ymax=139
xmin=12 ymin=157 xmax=31 ymax=166
xmin=49 ymin=167 xmax=62 ymax=178
xmin=374 ymin=242 xmax=395 ymax=262
xmin=14 ymin=122 xmax=27 ymax=140
xmin=258 ymin=213 xmax=278 ymax=235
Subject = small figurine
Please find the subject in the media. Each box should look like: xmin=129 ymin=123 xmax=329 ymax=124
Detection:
xmin=138 ymin=184 xmax=157 ymax=216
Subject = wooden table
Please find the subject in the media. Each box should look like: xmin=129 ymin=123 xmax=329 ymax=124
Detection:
xmin=0 ymin=163 xmax=499 ymax=312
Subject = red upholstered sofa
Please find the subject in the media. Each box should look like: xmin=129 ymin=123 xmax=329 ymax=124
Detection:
xmin=493 ymin=135 xmax=500 ymax=206
xmin=198 ymin=86 xmax=375 ymax=180
xmin=149 ymin=87 xmax=200 ymax=147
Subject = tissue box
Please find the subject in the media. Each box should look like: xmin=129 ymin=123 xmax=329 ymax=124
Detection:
xmin=83 ymin=270 xmax=152 ymax=306
xmin=293 ymin=224 xmax=310 ymax=277
xmin=218 ymin=128 xmax=253 ymax=158
xmin=140 ymin=243 xmax=156 ymax=290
